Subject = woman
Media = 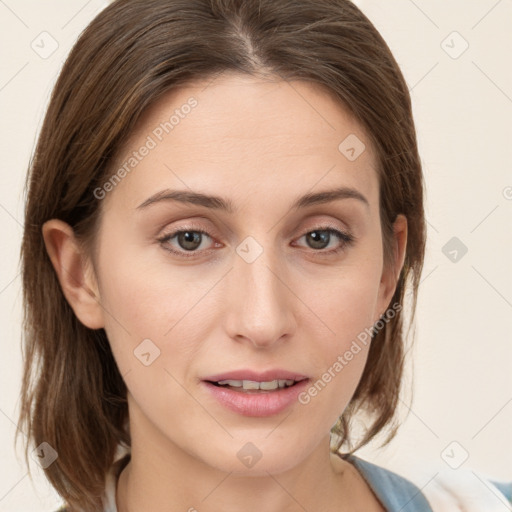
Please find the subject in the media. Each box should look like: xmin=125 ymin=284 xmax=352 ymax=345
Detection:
xmin=18 ymin=0 xmax=511 ymax=510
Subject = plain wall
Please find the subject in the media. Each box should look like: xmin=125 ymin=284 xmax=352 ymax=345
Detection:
xmin=0 ymin=0 xmax=510 ymax=509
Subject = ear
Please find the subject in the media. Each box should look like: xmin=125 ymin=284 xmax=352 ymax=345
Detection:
xmin=376 ymin=214 xmax=408 ymax=320
xmin=42 ymin=219 xmax=105 ymax=329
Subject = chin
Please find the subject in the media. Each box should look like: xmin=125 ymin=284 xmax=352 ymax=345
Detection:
xmin=198 ymin=436 xmax=313 ymax=476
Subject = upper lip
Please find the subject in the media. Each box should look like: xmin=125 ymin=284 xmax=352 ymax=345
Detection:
xmin=203 ymin=369 xmax=309 ymax=383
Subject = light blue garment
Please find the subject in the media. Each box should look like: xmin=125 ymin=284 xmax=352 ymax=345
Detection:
xmin=345 ymin=454 xmax=434 ymax=511
xmin=345 ymin=453 xmax=512 ymax=511
xmin=491 ymin=480 xmax=512 ymax=503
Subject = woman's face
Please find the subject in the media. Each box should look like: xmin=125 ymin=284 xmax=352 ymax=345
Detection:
xmin=90 ymin=73 xmax=405 ymax=474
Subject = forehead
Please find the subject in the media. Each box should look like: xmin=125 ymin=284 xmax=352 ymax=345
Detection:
xmin=104 ymin=72 xmax=379 ymax=211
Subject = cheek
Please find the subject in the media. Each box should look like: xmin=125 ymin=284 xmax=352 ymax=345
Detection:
xmin=95 ymin=254 xmax=213 ymax=431
xmin=298 ymin=254 xmax=383 ymax=344
xmin=93 ymin=238 xmax=189 ymax=369
xmin=94 ymin=237 xmax=229 ymax=393
xmin=292 ymin=256 xmax=383 ymax=416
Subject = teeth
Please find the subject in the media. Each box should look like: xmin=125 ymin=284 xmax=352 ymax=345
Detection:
xmin=216 ymin=379 xmax=296 ymax=390
xmin=260 ymin=381 xmax=279 ymax=390
xmin=243 ymin=380 xmax=260 ymax=390
xmin=217 ymin=380 xmax=243 ymax=387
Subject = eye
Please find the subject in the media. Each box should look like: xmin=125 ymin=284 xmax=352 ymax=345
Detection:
xmin=295 ymin=227 xmax=355 ymax=254
xmin=157 ymin=228 xmax=217 ymax=257
xmin=157 ymin=225 xmax=355 ymax=258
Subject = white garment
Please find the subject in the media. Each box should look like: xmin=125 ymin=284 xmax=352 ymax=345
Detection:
xmin=416 ymin=468 xmax=511 ymax=512
xmin=101 ymin=455 xmax=128 ymax=512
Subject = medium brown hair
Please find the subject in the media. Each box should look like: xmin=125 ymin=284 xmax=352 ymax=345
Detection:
xmin=18 ymin=0 xmax=426 ymax=509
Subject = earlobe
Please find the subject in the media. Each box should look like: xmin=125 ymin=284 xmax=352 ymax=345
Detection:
xmin=42 ymin=219 xmax=105 ymax=330
xmin=377 ymin=214 xmax=408 ymax=318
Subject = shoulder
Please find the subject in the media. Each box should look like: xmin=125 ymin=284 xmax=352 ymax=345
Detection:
xmin=344 ymin=454 xmax=512 ymax=512
xmin=344 ymin=454 xmax=433 ymax=511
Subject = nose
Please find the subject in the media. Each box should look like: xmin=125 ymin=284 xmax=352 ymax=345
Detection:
xmin=223 ymin=242 xmax=297 ymax=349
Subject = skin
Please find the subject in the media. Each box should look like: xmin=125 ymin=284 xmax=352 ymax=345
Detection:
xmin=43 ymin=72 xmax=407 ymax=511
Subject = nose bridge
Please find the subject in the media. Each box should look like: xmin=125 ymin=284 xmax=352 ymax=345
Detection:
xmin=224 ymin=236 xmax=295 ymax=347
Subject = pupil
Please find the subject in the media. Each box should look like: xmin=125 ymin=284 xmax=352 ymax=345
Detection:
xmin=308 ymin=231 xmax=329 ymax=249
xmin=178 ymin=231 xmax=201 ymax=251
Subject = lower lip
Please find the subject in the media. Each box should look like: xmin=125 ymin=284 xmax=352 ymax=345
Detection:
xmin=202 ymin=380 xmax=310 ymax=417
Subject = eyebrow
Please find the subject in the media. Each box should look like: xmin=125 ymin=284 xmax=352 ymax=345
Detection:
xmin=136 ymin=186 xmax=369 ymax=212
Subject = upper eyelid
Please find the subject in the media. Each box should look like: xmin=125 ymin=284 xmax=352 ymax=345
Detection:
xmin=158 ymin=214 xmax=352 ymax=236
xmin=159 ymin=222 xmax=349 ymax=237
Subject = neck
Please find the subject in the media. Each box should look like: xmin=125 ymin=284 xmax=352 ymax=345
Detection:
xmin=116 ymin=402 xmax=357 ymax=512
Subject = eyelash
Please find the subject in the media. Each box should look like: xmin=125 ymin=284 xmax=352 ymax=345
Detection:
xmin=157 ymin=225 xmax=355 ymax=259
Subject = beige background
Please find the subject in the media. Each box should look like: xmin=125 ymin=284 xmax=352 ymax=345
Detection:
xmin=0 ymin=0 xmax=511 ymax=509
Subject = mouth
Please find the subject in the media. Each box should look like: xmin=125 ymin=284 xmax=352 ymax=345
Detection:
xmin=207 ymin=378 xmax=306 ymax=393
xmin=201 ymin=369 xmax=311 ymax=417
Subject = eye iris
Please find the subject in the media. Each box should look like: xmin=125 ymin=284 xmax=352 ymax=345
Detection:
xmin=169 ymin=229 xmax=340 ymax=253
xmin=178 ymin=231 xmax=202 ymax=251
xmin=307 ymin=230 xmax=330 ymax=249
